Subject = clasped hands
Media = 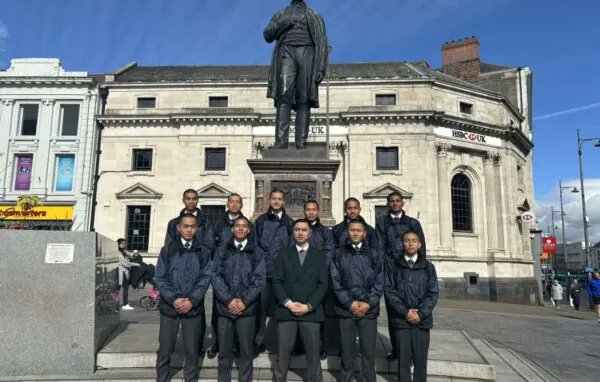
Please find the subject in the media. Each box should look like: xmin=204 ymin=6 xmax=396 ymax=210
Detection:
xmin=227 ymin=298 xmax=247 ymax=315
xmin=286 ymin=301 xmax=311 ymax=316
xmin=350 ymin=301 xmax=371 ymax=318
xmin=173 ymin=298 xmax=193 ymax=314
xmin=406 ymin=308 xmax=421 ymax=325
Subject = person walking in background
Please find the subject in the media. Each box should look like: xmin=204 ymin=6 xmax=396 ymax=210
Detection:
xmin=570 ymin=279 xmax=581 ymax=311
xmin=117 ymin=238 xmax=140 ymax=311
xmin=588 ymin=272 xmax=600 ymax=323
xmin=551 ymin=279 xmax=563 ymax=309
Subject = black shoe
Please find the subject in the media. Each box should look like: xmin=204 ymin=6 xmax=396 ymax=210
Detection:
xmin=254 ymin=344 xmax=266 ymax=357
xmin=386 ymin=351 xmax=397 ymax=361
xmin=320 ymin=348 xmax=328 ymax=360
xmin=207 ymin=345 xmax=218 ymax=359
xmin=199 ymin=347 xmax=206 ymax=356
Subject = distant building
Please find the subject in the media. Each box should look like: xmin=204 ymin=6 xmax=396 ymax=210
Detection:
xmin=552 ymin=241 xmax=600 ymax=273
xmin=92 ymin=37 xmax=539 ymax=303
xmin=0 ymin=59 xmax=100 ymax=230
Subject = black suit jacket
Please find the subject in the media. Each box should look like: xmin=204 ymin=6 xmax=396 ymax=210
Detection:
xmin=272 ymin=245 xmax=328 ymax=322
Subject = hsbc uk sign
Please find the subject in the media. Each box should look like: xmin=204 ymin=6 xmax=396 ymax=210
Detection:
xmin=434 ymin=126 xmax=502 ymax=147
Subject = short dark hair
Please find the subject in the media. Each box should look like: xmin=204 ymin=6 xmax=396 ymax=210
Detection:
xmin=182 ymin=189 xmax=198 ymax=198
xmin=228 ymin=193 xmax=242 ymax=202
xmin=293 ymin=218 xmax=312 ymax=229
xmin=178 ymin=213 xmax=198 ymax=225
xmin=270 ymin=189 xmax=285 ymax=199
xmin=117 ymin=238 xmax=126 ymax=244
xmin=387 ymin=191 xmax=403 ymax=203
xmin=304 ymin=200 xmax=319 ymax=210
xmin=344 ymin=197 xmax=360 ymax=208
xmin=402 ymin=230 xmax=420 ymax=241
xmin=347 ymin=219 xmax=366 ymax=230
xmin=233 ymin=216 xmax=251 ymax=227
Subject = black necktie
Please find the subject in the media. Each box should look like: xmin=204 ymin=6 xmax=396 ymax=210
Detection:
xmin=408 ymin=259 xmax=414 ymax=268
xmin=237 ymin=244 xmax=243 ymax=251
xmin=184 ymin=241 xmax=191 ymax=250
xmin=299 ymin=249 xmax=306 ymax=265
xmin=393 ymin=217 xmax=400 ymax=224
xmin=354 ymin=246 xmax=361 ymax=253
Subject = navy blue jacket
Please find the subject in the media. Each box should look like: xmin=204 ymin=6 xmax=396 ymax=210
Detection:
xmin=213 ymin=211 xmax=250 ymax=251
xmin=308 ymin=219 xmax=335 ymax=264
xmin=211 ymin=239 xmax=266 ymax=318
xmin=332 ymin=215 xmax=375 ymax=249
xmin=374 ymin=211 xmax=426 ymax=259
xmin=330 ymin=243 xmax=384 ymax=319
xmin=155 ymin=237 xmax=213 ymax=318
xmin=252 ymin=210 xmax=293 ymax=277
xmin=384 ymin=253 xmax=438 ymax=329
xmin=164 ymin=208 xmax=215 ymax=253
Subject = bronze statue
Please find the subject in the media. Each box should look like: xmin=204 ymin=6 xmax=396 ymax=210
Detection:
xmin=264 ymin=0 xmax=328 ymax=149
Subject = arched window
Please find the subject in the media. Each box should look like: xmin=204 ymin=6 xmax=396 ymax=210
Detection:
xmin=451 ymin=173 xmax=472 ymax=232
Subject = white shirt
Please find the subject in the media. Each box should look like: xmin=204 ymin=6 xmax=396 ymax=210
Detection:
xmin=234 ymin=239 xmax=248 ymax=251
xmin=390 ymin=212 xmax=403 ymax=220
xmin=181 ymin=237 xmax=193 ymax=248
xmin=352 ymin=242 xmax=363 ymax=251
xmin=296 ymin=243 xmax=310 ymax=252
xmin=405 ymin=254 xmax=418 ymax=264
xmin=273 ymin=210 xmax=283 ymax=219
xmin=228 ymin=213 xmax=240 ymax=221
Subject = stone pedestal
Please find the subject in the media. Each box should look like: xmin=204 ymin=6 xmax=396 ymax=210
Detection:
xmin=0 ymin=231 xmax=119 ymax=377
xmin=247 ymin=148 xmax=340 ymax=226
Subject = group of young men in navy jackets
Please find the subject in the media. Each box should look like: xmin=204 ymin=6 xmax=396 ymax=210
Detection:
xmin=154 ymin=188 xmax=439 ymax=382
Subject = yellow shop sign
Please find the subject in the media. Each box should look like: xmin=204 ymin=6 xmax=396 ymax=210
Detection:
xmin=0 ymin=206 xmax=74 ymax=221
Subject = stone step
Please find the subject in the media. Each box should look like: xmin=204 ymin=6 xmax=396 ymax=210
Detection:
xmin=469 ymin=338 xmax=525 ymax=382
xmin=490 ymin=346 xmax=549 ymax=382
xmin=96 ymin=325 xmax=495 ymax=381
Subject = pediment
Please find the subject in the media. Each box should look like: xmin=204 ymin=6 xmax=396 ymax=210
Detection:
xmin=363 ymin=182 xmax=413 ymax=199
xmin=116 ymin=183 xmax=163 ymax=200
xmin=197 ymin=183 xmax=234 ymax=199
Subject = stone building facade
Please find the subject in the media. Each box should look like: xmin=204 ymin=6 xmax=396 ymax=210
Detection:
xmin=0 ymin=59 xmax=100 ymax=231
xmin=94 ymin=39 xmax=538 ymax=303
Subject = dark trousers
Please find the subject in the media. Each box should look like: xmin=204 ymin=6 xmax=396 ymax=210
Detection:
xmin=255 ymin=278 xmax=273 ymax=347
xmin=217 ymin=316 xmax=255 ymax=382
xmin=276 ymin=320 xmax=322 ymax=382
xmin=274 ymin=44 xmax=315 ymax=149
xmin=156 ymin=313 xmax=204 ymax=382
xmin=385 ymin=297 xmax=397 ymax=356
xmin=339 ymin=318 xmax=377 ymax=382
xmin=393 ymin=328 xmax=430 ymax=382
xmin=211 ymin=295 xmax=219 ymax=349
xmin=121 ymin=274 xmax=130 ymax=305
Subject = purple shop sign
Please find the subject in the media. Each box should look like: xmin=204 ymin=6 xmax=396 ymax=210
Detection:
xmin=14 ymin=156 xmax=33 ymax=191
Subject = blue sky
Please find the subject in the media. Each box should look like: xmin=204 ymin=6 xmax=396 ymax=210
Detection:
xmin=1 ymin=0 xmax=600 ymax=242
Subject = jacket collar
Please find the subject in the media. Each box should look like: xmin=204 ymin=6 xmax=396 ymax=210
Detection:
xmin=394 ymin=251 xmax=425 ymax=268
xmin=267 ymin=208 xmax=287 ymax=221
xmin=223 ymin=211 xmax=245 ymax=225
xmin=179 ymin=207 xmax=202 ymax=217
xmin=385 ymin=210 xmax=409 ymax=224
xmin=226 ymin=237 xmax=255 ymax=253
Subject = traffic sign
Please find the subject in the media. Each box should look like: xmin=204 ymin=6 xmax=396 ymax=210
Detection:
xmin=521 ymin=211 xmax=535 ymax=223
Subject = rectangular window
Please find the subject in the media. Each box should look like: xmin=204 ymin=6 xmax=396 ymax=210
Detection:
xmin=209 ymin=96 xmax=228 ymax=108
xmin=14 ymin=154 xmax=33 ymax=191
xmin=132 ymin=149 xmax=153 ymax=171
xmin=60 ymin=105 xmax=80 ymax=136
xmin=201 ymin=205 xmax=226 ymax=225
xmin=460 ymin=102 xmax=473 ymax=115
xmin=21 ymin=104 xmax=39 ymax=135
xmin=205 ymin=148 xmax=226 ymax=171
xmin=376 ymin=147 xmax=399 ymax=170
xmin=54 ymin=154 xmax=75 ymax=192
xmin=375 ymin=206 xmax=388 ymax=222
xmin=137 ymin=97 xmax=156 ymax=109
xmin=375 ymin=94 xmax=396 ymax=106
xmin=126 ymin=206 xmax=151 ymax=252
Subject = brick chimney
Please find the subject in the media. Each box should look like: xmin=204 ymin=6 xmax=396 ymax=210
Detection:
xmin=442 ymin=37 xmax=480 ymax=83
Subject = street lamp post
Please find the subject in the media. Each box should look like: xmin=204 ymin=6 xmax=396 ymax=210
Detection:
xmin=576 ymin=129 xmax=600 ymax=309
xmin=551 ymin=207 xmax=561 ymax=237
xmin=559 ymin=180 xmax=579 ymax=274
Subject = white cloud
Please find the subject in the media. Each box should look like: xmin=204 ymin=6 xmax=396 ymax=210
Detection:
xmin=535 ymin=178 xmax=600 ymax=246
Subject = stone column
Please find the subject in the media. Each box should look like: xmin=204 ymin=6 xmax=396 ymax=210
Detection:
xmin=436 ymin=142 xmax=452 ymax=249
xmin=483 ymin=152 xmax=498 ymax=251
xmin=494 ymin=155 xmax=506 ymax=251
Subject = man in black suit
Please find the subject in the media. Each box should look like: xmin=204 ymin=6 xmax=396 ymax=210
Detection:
xmin=273 ymin=219 xmax=328 ymax=382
